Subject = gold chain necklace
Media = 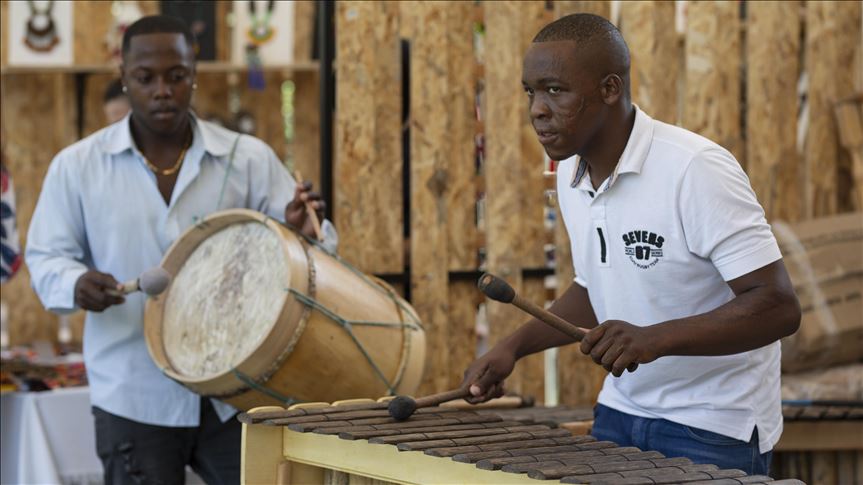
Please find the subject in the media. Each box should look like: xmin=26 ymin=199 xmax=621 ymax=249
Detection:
xmin=143 ymin=136 xmax=191 ymax=176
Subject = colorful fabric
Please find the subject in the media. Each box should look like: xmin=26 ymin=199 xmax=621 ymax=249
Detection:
xmin=1 ymin=165 xmax=21 ymax=283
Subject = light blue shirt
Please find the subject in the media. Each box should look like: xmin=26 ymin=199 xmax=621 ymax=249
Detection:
xmin=25 ymin=114 xmax=337 ymax=426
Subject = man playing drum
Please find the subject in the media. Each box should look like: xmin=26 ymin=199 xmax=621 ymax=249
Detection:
xmin=26 ymin=15 xmax=337 ymax=485
xmin=464 ymin=13 xmax=800 ymax=476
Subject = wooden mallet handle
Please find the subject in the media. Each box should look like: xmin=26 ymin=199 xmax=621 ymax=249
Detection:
xmin=388 ymin=386 xmax=472 ymax=421
xmin=478 ymin=273 xmax=588 ymax=341
xmin=293 ymin=170 xmax=324 ymax=242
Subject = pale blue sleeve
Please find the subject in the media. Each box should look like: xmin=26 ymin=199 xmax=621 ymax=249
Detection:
xmin=250 ymin=141 xmax=339 ymax=253
xmin=25 ymin=155 xmax=90 ymax=313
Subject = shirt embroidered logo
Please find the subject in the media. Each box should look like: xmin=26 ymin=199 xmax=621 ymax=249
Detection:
xmin=622 ymin=230 xmax=665 ymax=269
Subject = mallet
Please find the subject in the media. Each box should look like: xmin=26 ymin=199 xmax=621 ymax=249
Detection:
xmin=388 ymin=386 xmax=473 ymax=421
xmin=107 ymin=267 xmax=172 ymax=297
xmin=478 ymin=273 xmax=588 ymax=341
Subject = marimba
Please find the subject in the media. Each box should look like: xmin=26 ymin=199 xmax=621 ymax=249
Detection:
xmin=239 ymin=399 xmax=805 ymax=484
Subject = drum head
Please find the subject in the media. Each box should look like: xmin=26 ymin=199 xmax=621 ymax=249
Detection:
xmin=161 ymin=220 xmax=290 ymax=379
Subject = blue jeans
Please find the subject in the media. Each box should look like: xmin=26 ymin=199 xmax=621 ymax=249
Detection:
xmin=592 ymin=404 xmax=772 ymax=476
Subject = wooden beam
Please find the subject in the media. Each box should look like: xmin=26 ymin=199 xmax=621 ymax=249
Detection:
xmin=293 ymin=1 xmax=316 ymax=63
xmin=292 ymin=70 xmax=322 ymax=191
xmin=446 ymin=1 xmax=480 ymax=272
xmin=683 ymin=1 xmax=742 ymax=165
xmin=73 ymin=1 xmax=113 ymax=65
xmin=805 ymin=1 xmax=863 ymax=217
xmin=619 ymin=1 xmax=678 ymax=124
xmin=746 ymin=2 xmax=801 ymax=223
xmin=483 ymin=0 xmax=528 ymax=393
xmin=776 ymin=421 xmax=863 ymax=452
xmin=446 ymin=280 xmax=481 ymax=390
xmin=554 ymin=1 xmax=612 ymax=20
xmin=408 ymin=1 xmax=451 ymax=395
xmin=334 ymin=1 xmax=403 ymax=274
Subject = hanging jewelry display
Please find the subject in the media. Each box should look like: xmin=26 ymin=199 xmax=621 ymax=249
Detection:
xmin=23 ymin=1 xmax=59 ymax=53
xmin=245 ymin=0 xmax=275 ymax=91
xmin=246 ymin=0 xmax=276 ymax=46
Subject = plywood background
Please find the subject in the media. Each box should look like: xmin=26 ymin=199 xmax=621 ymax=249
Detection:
xmin=2 ymin=1 xmax=863 ymax=410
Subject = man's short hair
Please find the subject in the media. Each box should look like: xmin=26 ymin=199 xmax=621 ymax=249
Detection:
xmin=121 ymin=15 xmax=194 ymax=58
xmin=533 ymin=13 xmax=626 ymax=48
xmin=103 ymin=78 xmax=126 ymax=104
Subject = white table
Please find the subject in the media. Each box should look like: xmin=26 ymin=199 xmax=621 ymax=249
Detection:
xmin=1 ymin=386 xmax=208 ymax=485
xmin=1 ymin=386 xmax=102 ymax=485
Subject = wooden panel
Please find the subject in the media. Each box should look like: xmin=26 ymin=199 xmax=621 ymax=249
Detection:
xmin=520 ymin=276 xmax=547 ymax=404
xmin=292 ymin=70 xmax=322 ymax=191
xmin=619 ymin=1 xmax=678 ymax=124
xmin=191 ymin=72 xmax=232 ymax=125
xmin=520 ymin=2 xmax=553 ymax=269
xmin=83 ymin=73 xmax=118 ymax=136
xmin=1 ymin=1 xmax=8 ymax=67
xmin=446 ymin=1 xmax=479 ymax=272
xmin=554 ymin=1 xmax=611 ymax=20
xmin=408 ymin=2 xmax=451 ymax=395
xmin=215 ymin=1 xmax=232 ymax=62
xmin=1 ymin=73 xmax=79 ymax=345
xmin=682 ymin=1 xmax=742 ymax=165
xmin=334 ymin=1 xmax=403 ymax=274
xmin=73 ymin=1 xmax=114 ymax=64
xmin=446 ymin=280 xmax=481 ymax=390
xmin=746 ymin=2 xmax=801 ymax=223
xmin=483 ymin=0 xmax=527 ymax=393
xmin=805 ymin=1 xmax=863 ymax=217
xmin=294 ymin=1 xmax=316 ymax=63
xmin=240 ymin=71 xmax=291 ymax=159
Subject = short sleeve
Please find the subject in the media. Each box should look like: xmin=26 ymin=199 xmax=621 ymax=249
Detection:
xmin=678 ymin=148 xmax=781 ymax=281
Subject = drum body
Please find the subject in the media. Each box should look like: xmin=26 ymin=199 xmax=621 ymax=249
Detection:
xmin=144 ymin=209 xmax=425 ymax=410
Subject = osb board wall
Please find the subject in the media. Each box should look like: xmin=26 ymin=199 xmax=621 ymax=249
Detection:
xmin=745 ymin=2 xmax=801 ymax=223
xmin=1 ymin=74 xmax=81 ymax=344
xmin=805 ymin=1 xmax=862 ymax=217
xmin=333 ymin=1 xmax=404 ymax=275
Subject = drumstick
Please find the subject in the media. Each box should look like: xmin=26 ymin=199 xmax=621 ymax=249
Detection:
xmin=388 ymin=386 xmax=472 ymax=421
xmin=479 ymin=273 xmax=638 ymax=373
xmin=106 ymin=267 xmax=172 ymax=297
xmin=478 ymin=273 xmax=588 ymax=341
xmin=293 ymin=170 xmax=324 ymax=242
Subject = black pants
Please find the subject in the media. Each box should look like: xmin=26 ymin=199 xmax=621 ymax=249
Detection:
xmin=92 ymin=399 xmax=241 ymax=485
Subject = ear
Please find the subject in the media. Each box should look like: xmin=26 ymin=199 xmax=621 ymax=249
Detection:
xmin=599 ymin=74 xmax=623 ymax=105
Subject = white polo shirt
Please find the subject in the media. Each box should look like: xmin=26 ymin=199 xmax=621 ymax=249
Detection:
xmin=556 ymin=107 xmax=783 ymax=453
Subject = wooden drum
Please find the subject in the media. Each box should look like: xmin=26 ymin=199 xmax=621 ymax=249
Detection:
xmin=144 ymin=209 xmax=425 ymax=410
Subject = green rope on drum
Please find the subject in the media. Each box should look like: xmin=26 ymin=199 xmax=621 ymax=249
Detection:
xmin=286 ymin=288 xmax=399 ymax=395
xmin=232 ymin=368 xmax=299 ymax=406
xmin=289 ymin=231 xmax=424 ymax=333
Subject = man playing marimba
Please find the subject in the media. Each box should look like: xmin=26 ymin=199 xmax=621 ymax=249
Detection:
xmin=464 ymin=13 xmax=801 ymax=476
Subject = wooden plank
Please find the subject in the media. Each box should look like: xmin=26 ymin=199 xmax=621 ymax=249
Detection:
xmin=446 ymin=1 xmax=480 ymax=272
xmin=619 ymin=1 xmax=678 ymax=124
xmin=810 ymin=452 xmax=838 ymax=485
xmin=408 ymin=1 xmax=451 ymax=395
xmin=334 ymin=1 xmax=403 ymax=274
xmin=83 ymin=73 xmax=118 ymax=136
xmin=215 ymin=1 xmax=232 ymax=62
xmin=682 ymin=1 xmax=742 ymax=165
xmin=746 ymin=2 xmax=802 ymax=223
xmin=1 ymin=73 xmax=78 ymax=345
xmin=1 ymin=1 xmax=9 ymax=67
xmin=520 ymin=2 xmax=553 ymax=269
xmin=292 ymin=70 xmax=322 ymax=191
xmin=520 ymin=276 xmax=548 ymax=404
xmin=73 ymin=1 xmax=114 ymax=65
xmin=241 ymin=406 xmax=285 ymax=485
xmin=483 ymin=0 xmax=528 ymax=393
xmin=804 ymin=1 xmax=862 ymax=217
xmin=294 ymin=1 xmax=317 ymax=63
xmin=554 ymin=1 xmax=612 ymax=20
xmin=835 ymin=100 xmax=863 ymax=211
xmin=447 ymin=280 xmax=481 ymax=390
xmin=776 ymin=421 xmax=863 ymax=451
